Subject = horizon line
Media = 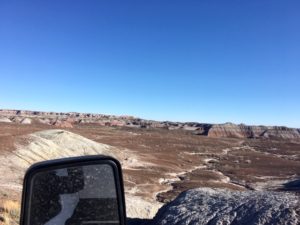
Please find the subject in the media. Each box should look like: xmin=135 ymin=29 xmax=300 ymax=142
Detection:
xmin=0 ymin=108 xmax=299 ymax=129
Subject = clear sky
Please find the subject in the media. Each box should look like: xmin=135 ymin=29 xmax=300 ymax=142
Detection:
xmin=0 ymin=0 xmax=299 ymax=127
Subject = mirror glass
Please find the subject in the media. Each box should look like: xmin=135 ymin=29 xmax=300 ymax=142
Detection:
xmin=27 ymin=163 xmax=120 ymax=225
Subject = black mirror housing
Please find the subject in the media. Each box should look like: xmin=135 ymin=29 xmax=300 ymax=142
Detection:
xmin=20 ymin=155 xmax=126 ymax=225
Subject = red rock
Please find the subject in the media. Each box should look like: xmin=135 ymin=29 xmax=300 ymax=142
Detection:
xmin=53 ymin=120 xmax=73 ymax=128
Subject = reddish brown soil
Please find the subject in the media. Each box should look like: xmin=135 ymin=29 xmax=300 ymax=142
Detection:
xmin=0 ymin=123 xmax=299 ymax=203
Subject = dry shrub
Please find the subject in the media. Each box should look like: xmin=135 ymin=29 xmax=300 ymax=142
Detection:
xmin=0 ymin=200 xmax=20 ymax=225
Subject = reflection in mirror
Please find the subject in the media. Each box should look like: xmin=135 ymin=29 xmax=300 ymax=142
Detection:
xmin=28 ymin=164 xmax=120 ymax=225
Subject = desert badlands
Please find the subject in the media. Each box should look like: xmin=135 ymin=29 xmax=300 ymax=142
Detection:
xmin=0 ymin=110 xmax=299 ymax=224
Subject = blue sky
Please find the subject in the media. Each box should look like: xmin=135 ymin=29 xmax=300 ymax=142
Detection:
xmin=0 ymin=1 xmax=299 ymax=127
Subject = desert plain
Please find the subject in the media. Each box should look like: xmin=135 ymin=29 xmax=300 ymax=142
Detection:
xmin=0 ymin=110 xmax=299 ymax=224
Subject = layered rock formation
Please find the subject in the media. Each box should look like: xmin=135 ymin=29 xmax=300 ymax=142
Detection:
xmin=207 ymin=123 xmax=300 ymax=139
xmin=152 ymin=188 xmax=300 ymax=225
xmin=0 ymin=109 xmax=299 ymax=140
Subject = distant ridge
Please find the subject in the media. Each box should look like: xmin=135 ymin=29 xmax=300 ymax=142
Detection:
xmin=0 ymin=109 xmax=299 ymax=140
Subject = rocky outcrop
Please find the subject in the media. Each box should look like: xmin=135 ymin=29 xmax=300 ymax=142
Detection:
xmin=208 ymin=123 xmax=263 ymax=138
xmin=38 ymin=118 xmax=51 ymax=125
xmin=152 ymin=188 xmax=300 ymax=225
xmin=208 ymin=123 xmax=300 ymax=139
xmin=53 ymin=119 xmax=73 ymax=128
xmin=0 ymin=117 xmax=12 ymax=123
xmin=20 ymin=118 xmax=32 ymax=124
xmin=262 ymin=127 xmax=300 ymax=139
xmin=0 ymin=109 xmax=299 ymax=140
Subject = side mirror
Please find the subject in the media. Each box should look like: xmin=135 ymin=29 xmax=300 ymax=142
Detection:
xmin=20 ymin=155 xmax=126 ymax=225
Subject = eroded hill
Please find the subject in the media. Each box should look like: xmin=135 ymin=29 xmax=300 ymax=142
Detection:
xmin=1 ymin=109 xmax=299 ymax=140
